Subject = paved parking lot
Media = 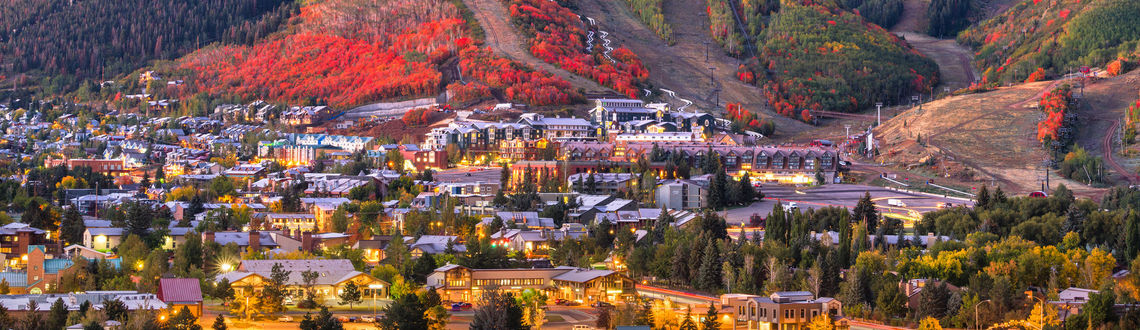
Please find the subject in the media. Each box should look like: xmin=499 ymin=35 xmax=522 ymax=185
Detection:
xmin=724 ymin=184 xmax=973 ymax=225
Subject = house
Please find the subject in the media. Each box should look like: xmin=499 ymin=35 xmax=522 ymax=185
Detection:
xmin=0 ymin=223 xmax=50 ymax=261
xmin=216 ymin=259 xmax=388 ymax=303
xmin=203 ymin=231 xmax=279 ymax=251
xmin=353 ymin=236 xmax=394 ymax=264
xmin=900 ymin=279 xmax=960 ymax=310
xmin=408 ymin=235 xmax=464 ymax=257
xmin=157 ymin=278 xmax=204 ymax=317
xmin=567 ymin=172 xmax=636 ymax=195
xmin=83 ymin=227 xmax=125 ymax=252
xmin=725 ymin=291 xmax=844 ymax=330
xmin=426 ymin=264 xmax=634 ymax=304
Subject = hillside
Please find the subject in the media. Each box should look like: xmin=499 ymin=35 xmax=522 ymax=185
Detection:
xmin=873 ymin=69 xmax=1140 ymax=196
xmin=162 ymin=0 xmax=581 ymax=111
xmin=959 ymin=0 xmax=1140 ymax=84
xmin=0 ymin=0 xmax=296 ymax=88
xmin=716 ymin=0 xmax=939 ymax=121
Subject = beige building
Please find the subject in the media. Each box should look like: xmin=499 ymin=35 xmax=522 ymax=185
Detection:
xmin=426 ymin=264 xmax=634 ymax=304
xmin=723 ymin=291 xmax=844 ymax=330
xmin=216 ymin=259 xmax=388 ymax=303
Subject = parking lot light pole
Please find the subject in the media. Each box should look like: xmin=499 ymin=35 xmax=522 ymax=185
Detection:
xmin=369 ymin=284 xmax=384 ymax=316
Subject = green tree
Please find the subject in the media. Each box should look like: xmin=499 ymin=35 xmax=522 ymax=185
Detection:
xmin=61 ymin=206 xmax=86 ymax=245
xmin=410 ymin=253 xmax=438 ymax=284
xmin=103 ymin=299 xmax=128 ymax=322
xmin=338 ymin=282 xmax=363 ymax=309
xmin=300 ymin=307 xmax=343 ymax=330
xmin=679 ymin=310 xmax=698 ymax=330
xmin=46 ymin=298 xmax=68 ymax=330
xmin=377 ymin=291 xmax=427 ymax=330
xmin=212 ymin=315 xmax=227 ymax=330
xmin=470 ymin=290 xmax=525 ymax=330
xmin=853 ymin=192 xmax=879 ymax=232
xmin=214 ymin=278 xmax=234 ymax=301
xmin=702 ymin=303 xmax=720 ymax=330
xmin=167 ymin=306 xmax=202 ymax=330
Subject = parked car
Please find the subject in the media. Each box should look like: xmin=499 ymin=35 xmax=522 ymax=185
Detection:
xmin=590 ymin=301 xmax=613 ymax=308
xmin=554 ymin=298 xmax=568 ymax=305
xmin=361 ymin=315 xmax=382 ymax=322
xmin=573 ymin=325 xmax=596 ymax=330
xmin=451 ymin=302 xmax=473 ymax=311
xmin=277 ymin=316 xmax=294 ymax=322
xmin=336 ymin=315 xmax=351 ymax=323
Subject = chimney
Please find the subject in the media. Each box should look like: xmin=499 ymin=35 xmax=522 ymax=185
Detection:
xmin=16 ymin=231 xmax=31 ymax=259
xmin=204 ymin=231 xmax=215 ymax=243
xmin=249 ymin=231 xmax=261 ymax=251
xmin=302 ymin=231 xmax=314 ymax=252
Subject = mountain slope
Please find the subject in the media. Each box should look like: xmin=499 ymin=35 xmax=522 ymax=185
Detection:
xmin=959 ymin=0 xmax=1140 ymax=84
xmin=0 ymin=0 xmax=295 ymax=85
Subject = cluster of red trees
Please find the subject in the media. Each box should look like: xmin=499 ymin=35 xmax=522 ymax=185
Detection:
xmin=507 ymin=0 xmax=649 ymax=98
xmin=178 ymin=0 xmax=468 ymax=108
xmin=403 ymin=108 xmax=435 ymax=126
xmin=1107 ymin=58 xmax=1132 ymax=76
xmin=455 ymin=46 xmax=581 ymax=106
xmin=1037 ymin=86 xmax=1073 ymax=142
xmin=1024 ymin=68 xmax=1046 ymax=82
xmin=725 ymin=103 xmax=776 ymax=135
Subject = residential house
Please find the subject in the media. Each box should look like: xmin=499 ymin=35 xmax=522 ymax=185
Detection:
xmin=157 ymin=278 xmax=204 ymax=317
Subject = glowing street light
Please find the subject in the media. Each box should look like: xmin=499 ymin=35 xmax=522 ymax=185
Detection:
xmin=221 ymin=263 xmax=233 ymax=273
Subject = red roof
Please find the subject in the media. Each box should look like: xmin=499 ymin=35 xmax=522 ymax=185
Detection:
xmin=157 ymin=278 xmax=203 ymax=303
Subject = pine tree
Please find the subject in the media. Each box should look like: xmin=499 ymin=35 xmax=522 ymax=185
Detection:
xmin=671 ymin=243 xmax=691 ymax=285
xmin=1126 ymin=210 xmax=1140 ymax=260
xmin=976 ymin=186 xmax=990 ymax=209
xmin=46 ymin=298 xmax=68 ymax=330
xmin=697 ymin=240 xmax=721 ymax=291
xmin=61 ymin=207 xmax=86 ymax=245
xmin=213 ymin=315 xmax=227 ymax=330
xmin=853 ymin=192 xmax=879 ymax=233
xmin=702 ymin=303 xmax=720 ymax=330
xmin=838 ymin=211 xmax=853 ymax=268
xmin=338 ymin=282 xmax=363 ymax=309
xmin=679 ymin=310 xmax=698 ymax=330
xmin=738 ymin=172 xmax=756 ymax=204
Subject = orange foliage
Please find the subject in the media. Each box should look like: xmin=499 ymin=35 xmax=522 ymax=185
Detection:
xmin=507 ymin=0 xmax=648 ymax=97
xmin=1036 ymin=86 xmax=1073 ymax=142
xmin=1025 ymin=68 xmax=1046 ymax=83
xmin=1106 ymin=58 xmax=1128 ymax=76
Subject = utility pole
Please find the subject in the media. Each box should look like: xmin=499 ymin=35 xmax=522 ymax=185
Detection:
xmin=844 ymin=124 xmax=851 ymax=139
xmin=875 ymin=102 xmax=883 ymax=126
xmin=703 ymin=41 xmax=710 ymax=62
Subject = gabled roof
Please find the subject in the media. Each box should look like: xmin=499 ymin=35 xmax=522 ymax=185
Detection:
xmin=158 ymin=278 xmax=203 ymax=303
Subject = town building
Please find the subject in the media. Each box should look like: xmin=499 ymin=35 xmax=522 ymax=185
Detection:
xmin=656 ymin=179 xmax=707 ymax=210
xmin=426 ymin=264 xmax=634 ymax=304
xmin=156 ymin=278 xmax=204 ymax=317
xmin=216 ymin=259 xmax=388 ymax=303
xmin=0 ymin=223 xmax=50 ymax=261
xmin=724 ymin=291 xmax=844 ymax=330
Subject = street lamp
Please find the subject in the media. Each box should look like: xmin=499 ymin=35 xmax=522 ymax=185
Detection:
xmin=974 ymin=299 xmax=993 ymax=330
xmin=369 ymin=284 xmax=385 ymax=317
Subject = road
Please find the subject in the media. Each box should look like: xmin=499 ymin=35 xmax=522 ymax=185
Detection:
xmin=1103 ymin=120 xmax=1138 ymax=183
xmin=461 ymin=0 xmax=610 ymax=93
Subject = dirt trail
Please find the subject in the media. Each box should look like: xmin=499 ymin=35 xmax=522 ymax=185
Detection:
xmin=1076 ymin=70 xmax=1140 ymax=183
xmin=890 ymin=0 xmax=979 ymax=92
xmin=572 ymin=0 xmax=810 ymax=134
xmin=461 ymin=0 xmax=610 ymax=93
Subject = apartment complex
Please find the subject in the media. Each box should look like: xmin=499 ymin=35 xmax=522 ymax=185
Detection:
xmin=426 ymin=264 xmax=635 ymax=304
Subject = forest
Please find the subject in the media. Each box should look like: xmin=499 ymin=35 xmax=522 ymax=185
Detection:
xmin=960 ymin=0 xmax=1140 ymax=84
xmin=712 ymin=0 xmax=936 ymax=121
xmin=843 ymin=0 xmax=904 ymax=29
xmin=0 ymin=0 xmax=292 ymax=87
xmin=925 ymin=0 xmax=970 ymax=38
xmin=624 ymin=0 xmax=675 ymax=45
xmin=757 ymin=1 xmax=938 ymax=119
xmin=506 ymin=0 xmax=650 ymax=98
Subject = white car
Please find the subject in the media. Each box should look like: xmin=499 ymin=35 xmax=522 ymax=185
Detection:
xmin=277 ymin=316 xmax=294 ymax=322
xmin=784 ymin=202 xmax=798 ymax=210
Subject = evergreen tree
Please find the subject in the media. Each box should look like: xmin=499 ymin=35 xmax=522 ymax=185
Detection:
xmin=1127 ymin=210 xmax=1140 ymax=261
xmin=378 ymin=291 xmax=427 ymax=330
xmin=838 ymin=211 xmax=853 ymax=268
xmin=1064 ymin=203 xmax=1087 ymax=234
xmin=671 ymin=243 xmax=691 ymax=285
xmin=738 ymin=172 xmax=756 ymax=204
xmin=61 ymin=207 xmax=86 ymax=245
xmin=46 ymin=298 xmax=68 ymax=330
xmin=0 ymin=305 xmax=12 ymax=330
xmin=103 ymin=298 xmax=128 ymax=322
xmin=300 ymin=307 xmax=344 ymax=330
xmin=19 ymin=300 xmax=41 ymax=330
xmin=214 ymin=278 xmax=234 ymax=301
xmin=213 ymin=315 xmax=227 ymax=330
xmin=766 ymin=204 xmax=787 ymax=244
xmin=702 ymin=303 xmax=720 ymax=330
xmin=338 ymin=282 xmax=363 ymax=309
xmin=993 ymin=186 xmax=1008 ymax=205
xmin=168 ymin=306 xmax=202 ymax=330
xmin=410 ymin=253 xmax=437 ymax=284
xmin=500 ymin=163 xmax=511 ymax=191
xmin=697 ymin=239 xmax=721 ymax=291
xmin=708 ymin=170 xmax=726 ymax=209
xmin=976 ymin=186 xmax=991 ymax=209
xmin=586 ymin=174 xmax=597 ymax=194
xmin=679 ymin=310 xmax=698 ymax=330
xmin=852 ymin=192 xmax=879 ymax=232
xmin=917 ymin=282 xmax=951 ymax=319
